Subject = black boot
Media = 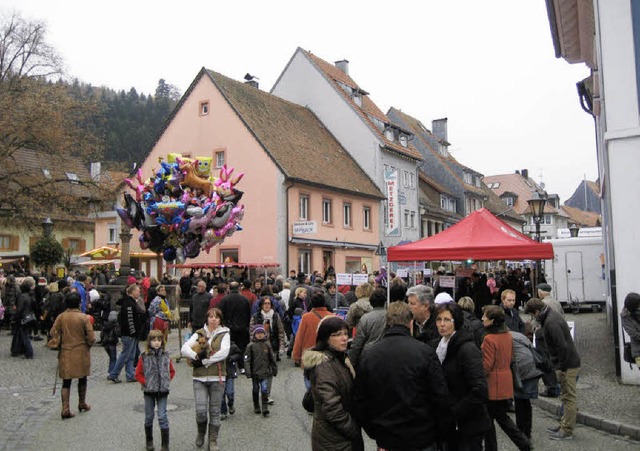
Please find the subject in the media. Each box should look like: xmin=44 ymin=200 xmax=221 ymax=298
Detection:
xmin=160 ymin=428 xmax=169 ymax=451
xmin=262 ymin=393 xmax=270 ymax=417
xmin=145 ymin=426 xmax=154 ymax=451
xmin=253 ymin=391 xmax=261 ymax=414
xmin=195 ymin=421 xmax=207 ymax=447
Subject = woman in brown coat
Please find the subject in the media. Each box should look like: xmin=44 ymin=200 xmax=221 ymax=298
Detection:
xmin=481 ymin=305 xmax=531 ymax=451
xmin=49 ymin=292 xmax=96 ymax=419
xmin=303 ymin=316 xmax=363 ymax=451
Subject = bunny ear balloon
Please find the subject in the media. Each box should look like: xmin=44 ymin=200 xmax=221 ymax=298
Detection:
xmin=117 ymin=154 xmax=245 ymax=262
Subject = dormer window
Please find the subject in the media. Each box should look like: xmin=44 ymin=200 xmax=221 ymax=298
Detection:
xmin=353 ymin=92 xmax=362 ymax=107
xmin=463 ymin=172 xmax=473 ymax=184
xmin=66 ymin=172 xmax=79 ymax=184
xmin=384 ymin=128 xmax=394 ymax=141
xmin=504 ymin=197 xmax=514 ymax=207
xmin=399 ymin=135 xmax=408 ymax=147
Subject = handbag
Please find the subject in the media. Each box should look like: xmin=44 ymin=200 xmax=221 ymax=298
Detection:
xmin=302 ymin=388 xmax=314 ymax=413
xmin=21 ymin=312 xmax=36 ymax=325
xmin=510 ymin=360 xmax=523 ymax=390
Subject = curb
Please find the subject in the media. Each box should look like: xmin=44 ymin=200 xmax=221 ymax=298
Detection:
xmin=532 ymin=397 xmax=640 ymax=441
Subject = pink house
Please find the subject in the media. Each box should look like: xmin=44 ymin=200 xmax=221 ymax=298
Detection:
xmin=115 ymin=68 xmax=384 ymax=277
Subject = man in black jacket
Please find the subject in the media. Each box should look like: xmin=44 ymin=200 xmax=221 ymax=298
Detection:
xmin=188 ymin=279 xmax=212 ymax=333
xmin=525 ymin=298 xmax=581 ymax=441
xmin=355 ymin=301 xmax=452 ymax=450
xmin=108 ymin=283 xmax=140 ymax=383
xmin=218 ymin=281 xmax=251 ymax=353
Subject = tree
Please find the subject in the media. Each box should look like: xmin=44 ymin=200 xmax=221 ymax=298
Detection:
xmin=30 ymin=235 xmax=64 ymax=275
xmin=0 ymin=12 xmax=106 ymax=227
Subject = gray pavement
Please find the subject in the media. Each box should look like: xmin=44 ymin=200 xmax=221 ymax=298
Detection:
xmin=0 ymin=312 xmax=639 ymax=450
xmin=529 ymin=311 xmax=640 ymax=441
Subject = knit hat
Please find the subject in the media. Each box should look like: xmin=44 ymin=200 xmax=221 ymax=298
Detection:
xmin=127 ymin=276 xmax=137 ymax=285
xmin=252 ymin=325 xmax=266 ymax=337
xmin=315 ymin=316 xmax=347 ymax=345
xmin=434 ymin=292 xmax=454 ymax=304
xmin=89 ymin=289 xmax=101 ymax=302
xmin=537 ymin=283 xmax=552 ymax=293
xmin=108 ymin=310 xmax=117 ymax=322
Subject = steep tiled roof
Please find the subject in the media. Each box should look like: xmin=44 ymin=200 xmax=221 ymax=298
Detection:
xmin=484 ymin=173 xmax=559 ymax=216
xmin=207 ymin=70 xmax=384 ymax=199
xmin=0 ymin=148 xmax=106 ymax=224
xmin=561 ymin=205 xmax=601 ymax=227
xmin=303 ymin=51 xmax=423 ymax=161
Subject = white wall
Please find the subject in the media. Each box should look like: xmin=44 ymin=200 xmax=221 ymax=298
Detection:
xmin=272 ymin=49 xmax=420 ymax=246
xmin=596 ymin=0 xmax=640 ymax=384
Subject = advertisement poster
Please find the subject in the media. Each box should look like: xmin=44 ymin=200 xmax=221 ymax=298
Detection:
xmin=385 ymin=169 xmax=400 ymax=237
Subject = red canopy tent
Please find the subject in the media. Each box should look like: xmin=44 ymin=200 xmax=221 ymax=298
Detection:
xmin=387 ymin=208 xmax=553 ymax=261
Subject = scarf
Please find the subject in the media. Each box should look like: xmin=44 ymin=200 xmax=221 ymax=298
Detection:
xmin=436 ymin=331 xmax=455 ymax=363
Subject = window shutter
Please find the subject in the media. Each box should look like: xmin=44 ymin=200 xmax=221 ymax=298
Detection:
xmin=78 ymin=239 xmax=86 ymax=254
xmin=61 ymin=238 xmax=70 ymax=250
xmin=11 ymin=235 xmax=20 ymax=251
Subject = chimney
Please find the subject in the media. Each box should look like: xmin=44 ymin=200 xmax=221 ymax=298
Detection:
xmin=522 ymin=169 xmax=529 ymax=179
xmin=90 ymin=161 xmax=101 ymax=181
xmin=334 ymin=59 xmax=349 ymax=75
xmin=432 ymin=118 xmax=448 ymax=142
xmin=244 ymin=80 xmax=259 ymax=89
xmin=515 ymin=170 xmax=520 ymax=175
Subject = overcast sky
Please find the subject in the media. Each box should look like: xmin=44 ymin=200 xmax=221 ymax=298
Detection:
xmin=2 ymin=0 xmax=597 ymax=202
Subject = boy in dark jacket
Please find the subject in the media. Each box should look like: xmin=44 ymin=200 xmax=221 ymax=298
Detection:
xmin=221 ymin=341 xmax=242 ymax=420
xmin=101 ymin=311 xmax=119 ymax=375
xmin=244 ymin=325 xmax=277 ymax=417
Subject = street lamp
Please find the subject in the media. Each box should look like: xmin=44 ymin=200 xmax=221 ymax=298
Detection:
xmin=569 ymin=223 xmax=580 ymax=238
xmin=527 ymin=190 xmax=547 ymax=288
xmin=374 ymin=241 xmax=390 ymax=305
xmin=42 ymin=217 xmax=54 ymax=237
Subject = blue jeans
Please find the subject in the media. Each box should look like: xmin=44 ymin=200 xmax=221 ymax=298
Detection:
xmin=104 ymin=345 xmax=117 ymax=374
xmin=193 ymin=379 xmax=224 ymax=426
xmin=109 ymin=336 xmax=138 ymax=381
xmin=221 ymin=378 xmax=235 ymax=414
xmin=252 ymin=378 xmax=270 ymax=396
xmin=144 ymin=394 xmax=169 ymax=429
xmin=20 ymin=325 xmax=33 ymax=358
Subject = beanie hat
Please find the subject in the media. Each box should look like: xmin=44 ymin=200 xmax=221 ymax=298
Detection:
xmin=315 ymin=316 xmax=347 ymax=345
xmin=435 ymin=292 xmax=454 ymax=304
xmin=127 ymin=276 xmax=137 ymax=285
xmin=252 ymin=325 xmax=266 ymax=337
xmin=108 ymin=310 xmax=117 ymax=322
xmin=89 ymin=289 xmax=101 ymax=302
xmin=536 ymin=283 xmax=552 ymax=293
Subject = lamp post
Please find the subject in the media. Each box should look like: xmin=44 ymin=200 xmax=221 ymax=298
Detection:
xmin=527 ymin=190 xmax=547 ymax=288
xmin=42 ymin=217 xmax=54 ymax=237
xmin=375 ymin=241 xmax=390 ymax=304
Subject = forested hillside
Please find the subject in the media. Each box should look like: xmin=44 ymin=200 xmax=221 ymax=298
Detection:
xmin=75 ymin=78 xmax=181 ymax=171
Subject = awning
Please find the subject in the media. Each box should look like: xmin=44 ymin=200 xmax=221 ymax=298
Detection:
xmin=76 ymin=259 xmax=118 ymax=266
xmin=289 ymin=237 xmax=379 ymax=251
xmin=388 ymin=208 xmax=554 ymax=262
xmin=168 ymin=262 xmax=280 ymax=269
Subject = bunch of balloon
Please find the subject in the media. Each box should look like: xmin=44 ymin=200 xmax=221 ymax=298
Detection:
xmin=116 ymin=153 xmax=245 ymax=263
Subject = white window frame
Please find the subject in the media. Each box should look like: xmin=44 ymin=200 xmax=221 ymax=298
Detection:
xmin=322 ymin=198 xmax=332 ymax=224
xmin=200 ymin=101 xmax=209 ymax=116
xmin=108 ymin=223 xmax=118 ymax=244
xmin=410 ymin=211 xmax=416 ymax=229
xmin=343 ymin=202 xmax=352 ymax=228
xmin=404 ymin=209 xmax=410 ymax=229
xmin=215 ymin=151 xmax=225 ymax=168
xmin=299 ymin=194 xmax=309 ymax=220
xmin=363 ymin=206 xmax=371 ymax=230
xmin=298 ymin=249 xmax=311 ymax=274
xmin=410 ymin=172 xmax=415 ymax=189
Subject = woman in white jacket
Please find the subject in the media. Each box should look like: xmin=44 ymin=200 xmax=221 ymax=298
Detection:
xmin=181 ymin=307 xmax=230 ymax=451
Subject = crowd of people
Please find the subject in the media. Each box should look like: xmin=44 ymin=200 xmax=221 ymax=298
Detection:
xmin=2 ymin=263 xmax=637 ymax=450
